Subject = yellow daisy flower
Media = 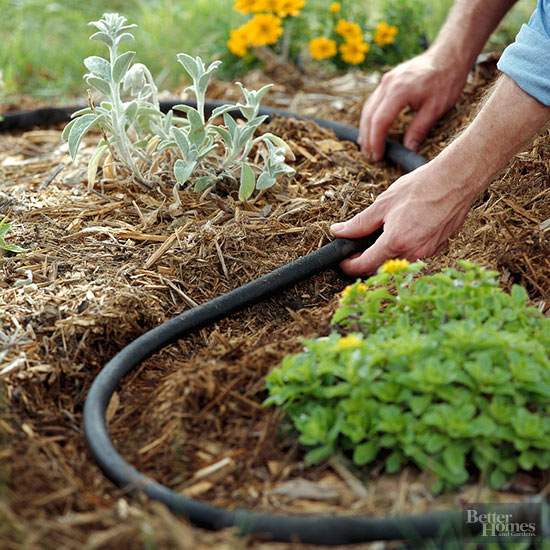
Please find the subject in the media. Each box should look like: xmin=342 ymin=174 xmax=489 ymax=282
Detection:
xmin=334 ymin=19 xmax=363 ymax=42
xmin=277 ymin=0 xmax=305 ymax=17
xmin=339 ymin=39 xmax=369 ymax=65
xmin=373 ymin=22 xmax=399 ymax=46
xmin=341 ymin=282 xmax=368 ymax=301
xmin=336 ymin=335 xmax=363 ymax=349
xmin=309 ymin=37 xmax=337 ymax=60
xmin=234 ymin=0 xmax=261 ymax=14
xmin=256 ymin=0 xmax=282 ymax=12
xmin=228 ymin=26 xmax=250 ymax=57
xmin=247 ymin=13 xmax=284 ymax=46
xmin=329 ymin=2 xmax=341 ymax=13
xmin=380 ymin=258 xmax=410 ymax=274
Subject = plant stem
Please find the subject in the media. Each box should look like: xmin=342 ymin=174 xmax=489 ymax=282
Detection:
xmin=108 ymin=41 xmax=142 ymax=180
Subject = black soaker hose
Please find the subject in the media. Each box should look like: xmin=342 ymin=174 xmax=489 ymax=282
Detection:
xmin=0 ymin=99 xmax=426 ymax=172
xmin=2 ymin=101 xmax=541 ymax=545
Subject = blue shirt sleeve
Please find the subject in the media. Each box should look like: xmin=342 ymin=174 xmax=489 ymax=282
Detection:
xmin=497 ymin=0 xmax=550 ymax=106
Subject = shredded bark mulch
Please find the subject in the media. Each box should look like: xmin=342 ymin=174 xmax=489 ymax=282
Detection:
xmin=1 ymin=59 xmax=549 ymax=549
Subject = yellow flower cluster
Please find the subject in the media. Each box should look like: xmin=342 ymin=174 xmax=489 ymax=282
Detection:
xmin=380 ymin=258 xmax=410 ymax=274
xmin=310 ymin=15 xmax=370 ymax=66
xmin=229 ymin=0 xmax=304 ymax=57
xmin=234 ymin=0 xmax=305 ymax=17
xmin=341 ymin=282 xmax=367 ymax=299
xmin=335 ymin=19 xmax=369 ymax=65
xmin=336 ymin=334 xmax=362 ymax=350
xmin=229 ymin=2 xmax=399 ymax=64
xmin=228 ymin=13 xmax=284 ymax=57
xmin=373 ymin=22 xmax=398 ymax=46
xmin=339 ymin=39 xmax=369 ymax=65
xmin=309 ymin=37 xmax=337 ymax=61
xmin=334 ymin=19 xmax=362 ymax=42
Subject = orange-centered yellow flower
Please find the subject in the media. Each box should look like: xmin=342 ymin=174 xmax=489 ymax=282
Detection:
xmin=334 ymin=19 xmax=363 ymax=42
xmin=380 ymin=258 xmax=410 ymax=274
xmin=329 ymin=2 xmax=341 ymax=13
xmin=256 ymin=0 xmax=282 ymax=12
xmin=309 ymin=37 xmax=337 ymax=60
xmin=234 ymin=0 xmax=261 ymax=14
xmin=336 ymin=335 xmax=363 ymax=350
xmin=339 ymin=40 xmax=369 ymax=65
xmin=247 ymin=13 xmax=284 ymax=46
xmin=277 ymin=0 xmax=305 ymax=17
xmin=373 ymin=22 xmax=399 ymax=46
xmin=228 ymin=26 xmax=250 ymax=57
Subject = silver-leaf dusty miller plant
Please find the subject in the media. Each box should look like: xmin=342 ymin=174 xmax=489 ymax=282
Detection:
xmin=62 ymin=13 xmax=165 ymax=187
xmin=64 ymin=13 xmax=295 ymax=201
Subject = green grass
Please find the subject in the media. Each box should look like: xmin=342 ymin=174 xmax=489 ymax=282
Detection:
xmin=0 ymin=0 xmax=539 ymax=100
xmin=0 ymin=0 xmax=240 ymax=99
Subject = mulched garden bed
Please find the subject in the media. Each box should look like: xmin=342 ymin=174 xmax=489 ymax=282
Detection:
xmin=1 ymin=58 xmax=549 ymax=549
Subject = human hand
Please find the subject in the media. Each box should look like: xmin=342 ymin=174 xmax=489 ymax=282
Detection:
xmin=330 ymin=162 xmax=476 ymax=276
xmin=359 ymin=51 xmax=468 ymax=161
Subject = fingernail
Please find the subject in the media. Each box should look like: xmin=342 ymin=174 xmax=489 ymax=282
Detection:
xmin=406 ymin=140 xmax=419 ymax=151
xmin=372 ymin=151 xmax=382 ymax=162
xmin=330 ymin=222 xmax=346 ymax=233
xmin=366 ymin=150 xmax=377 ymax=162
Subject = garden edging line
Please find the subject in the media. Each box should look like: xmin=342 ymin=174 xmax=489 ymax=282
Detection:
xmin=3 ymin=101 xmax=540 ymax=545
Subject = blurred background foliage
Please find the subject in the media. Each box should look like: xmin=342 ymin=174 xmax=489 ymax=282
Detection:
xmin=0 ymin=0 xmax=538 ymax=100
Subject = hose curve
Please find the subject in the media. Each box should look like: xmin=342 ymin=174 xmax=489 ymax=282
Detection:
xmin=4 ymin=100 xmax=538 ymax=545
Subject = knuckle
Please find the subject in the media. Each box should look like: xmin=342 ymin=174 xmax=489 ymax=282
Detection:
xmin=380 ymin=71 xmax=394 ymax=86
xmin=387 ymin=234 xmax=410 ymax=254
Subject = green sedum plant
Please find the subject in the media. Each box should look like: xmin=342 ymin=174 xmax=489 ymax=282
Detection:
xmin=63 ymin=13 xmax=295 ymax=201
xmin=265 ymin=260 xmax=550 ymax=492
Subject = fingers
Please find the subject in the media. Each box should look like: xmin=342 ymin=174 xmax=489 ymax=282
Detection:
xmin=330 ymin=203 xmax=382 ymax=239
xmin=403 ymin=101 xmax=439 ymax=151
xmin=358 ymin=88 xmax=381 ymax=154
xmin=339 ymin=231 xmax=395 ymax=276
xmin=366 ymin=91 xmax=408 ymax=162
xmin=359 ymin=77 xmax=408 ymax=160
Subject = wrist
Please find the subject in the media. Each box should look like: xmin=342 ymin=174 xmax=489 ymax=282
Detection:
xmin=430 ymin=150 xmax=490 ymax=202
xmin=426 ymin=41 xmax=474 ymax=82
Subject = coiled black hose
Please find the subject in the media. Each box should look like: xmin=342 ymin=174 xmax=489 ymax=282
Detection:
xmin=2 ymin=101 xmax=542 ymax=546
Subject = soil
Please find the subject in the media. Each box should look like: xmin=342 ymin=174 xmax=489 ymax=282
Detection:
xmin=1 ymin=58 xmax=549 ymax=550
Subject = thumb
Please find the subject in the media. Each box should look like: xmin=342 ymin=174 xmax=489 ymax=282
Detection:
xmin=403 ymin=102 xmax=438 ymax=151
xmin=330 ymin=204 xmax=382 ymax=239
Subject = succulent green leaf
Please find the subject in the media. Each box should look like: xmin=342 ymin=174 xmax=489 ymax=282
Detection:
xmin=0 ymin=241 xmax=26 ymax=253
xmin=353 ymin=441 xmax=378 ymax=466
xmin=0 ymin=217 xmax=12 ymax=238
xmin=489 ymin=468 xmax=508 ymax=489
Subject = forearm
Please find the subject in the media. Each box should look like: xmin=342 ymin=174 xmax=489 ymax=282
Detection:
xmin=431 ymin=74 xmax=550 ymax=199
xmin=430 ymin=0 xmax=518 ymax=73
